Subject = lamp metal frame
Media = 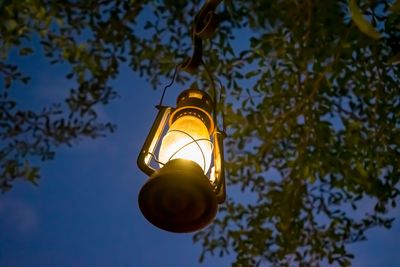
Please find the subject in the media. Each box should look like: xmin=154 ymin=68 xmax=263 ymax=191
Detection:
xmin=137 ymin=91 xmax=226 ymax=203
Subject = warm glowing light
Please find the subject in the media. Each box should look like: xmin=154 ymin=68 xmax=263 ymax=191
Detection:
xmin=158 ymin=115 xmax=212 ymax=173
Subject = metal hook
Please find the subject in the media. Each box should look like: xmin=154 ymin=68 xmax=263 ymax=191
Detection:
xmin=181 ymin=0 xmax=222 ymax=74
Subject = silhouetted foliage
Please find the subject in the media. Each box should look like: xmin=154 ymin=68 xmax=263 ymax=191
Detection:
xmin=1 ymin=0 xmax=399 ymax=266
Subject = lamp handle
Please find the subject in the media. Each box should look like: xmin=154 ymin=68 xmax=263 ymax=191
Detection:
xmin=137 ymin=106 xmax=172 ymax=176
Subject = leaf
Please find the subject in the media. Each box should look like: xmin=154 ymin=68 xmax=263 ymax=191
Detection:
xmin=390 ymin=0 xmax=400 ymax=12
xmin=5 ymin=76 xmax=12 ymax=88
xmin=355 ymin=161 xmax=368 ymax=178
xmin=387 ymin=52 xmax=400 ymax=65
xmin=5 ymin=19 xmax=18 ymax=31
xmin=21 ymin=76 xmax=31 ymax=84
xmin=19 ymin=47 xmax=34 ymax=56
xmin=349 ymin=0 xmax=380 ymax=39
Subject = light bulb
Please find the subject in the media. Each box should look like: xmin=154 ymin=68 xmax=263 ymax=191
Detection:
xmin=158 ymin=115 xmax=212 ymax=173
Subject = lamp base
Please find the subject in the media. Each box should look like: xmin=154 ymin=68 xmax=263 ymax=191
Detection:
xmin=138 ymin=159 xmax=217 ymax=233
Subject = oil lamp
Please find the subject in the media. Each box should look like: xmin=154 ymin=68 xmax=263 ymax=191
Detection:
xmin=137 ymin=88 xmax=226 ymax=233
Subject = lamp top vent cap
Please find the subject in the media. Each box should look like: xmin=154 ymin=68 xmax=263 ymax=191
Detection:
xmin=176 ymin=89 xmax=213 ymax=115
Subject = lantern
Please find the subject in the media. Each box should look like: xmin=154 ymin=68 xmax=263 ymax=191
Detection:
xmin=137 ymin=88 xmax=226 ymax=233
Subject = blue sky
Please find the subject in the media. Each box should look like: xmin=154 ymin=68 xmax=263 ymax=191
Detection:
xmin=0 ymin=47 xmax=234 ymax=266
xmin=1 ymin=17 xmax=400 ymax=267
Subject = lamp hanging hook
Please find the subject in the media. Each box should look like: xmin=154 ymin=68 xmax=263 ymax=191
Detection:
xmin=181 ymin=0 xmax=222 ymax=74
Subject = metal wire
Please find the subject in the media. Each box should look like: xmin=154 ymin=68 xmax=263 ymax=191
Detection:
xmin=203 ymin=60 xmax=227 ymax=133
xmin=147 ymin=152 xmax=165 ymax=166
xmin=166 ymin=129 xmax=213 ymax=172
xmin=158 ymin=64 xmax=180 ymax=107
xmin=202 ymin=60 xmax=218 ymax=127
xmin=217 ymin=81 xmax=227 ymax=133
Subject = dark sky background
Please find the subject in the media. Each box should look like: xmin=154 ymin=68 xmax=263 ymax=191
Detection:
xmin=1 ymin=21 xmax=400 ymax=267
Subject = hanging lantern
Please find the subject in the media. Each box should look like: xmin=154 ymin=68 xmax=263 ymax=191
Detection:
xmin=137 ymin=88 xmax=226 ymax=233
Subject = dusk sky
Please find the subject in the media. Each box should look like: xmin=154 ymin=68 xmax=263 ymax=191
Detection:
xmin=1 ymin=11 xmax=400 ymax=267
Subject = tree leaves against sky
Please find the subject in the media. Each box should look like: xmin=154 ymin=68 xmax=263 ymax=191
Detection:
xmin=1 ymin=0 xmax=399 ymax=266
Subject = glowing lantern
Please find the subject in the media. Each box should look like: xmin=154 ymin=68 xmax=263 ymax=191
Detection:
xmin=137 ymin=88 xmax=226 ymax=233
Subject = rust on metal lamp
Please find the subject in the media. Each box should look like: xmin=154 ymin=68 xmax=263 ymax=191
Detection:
xmin=137 ymin=88 xmax=226 ymax=233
